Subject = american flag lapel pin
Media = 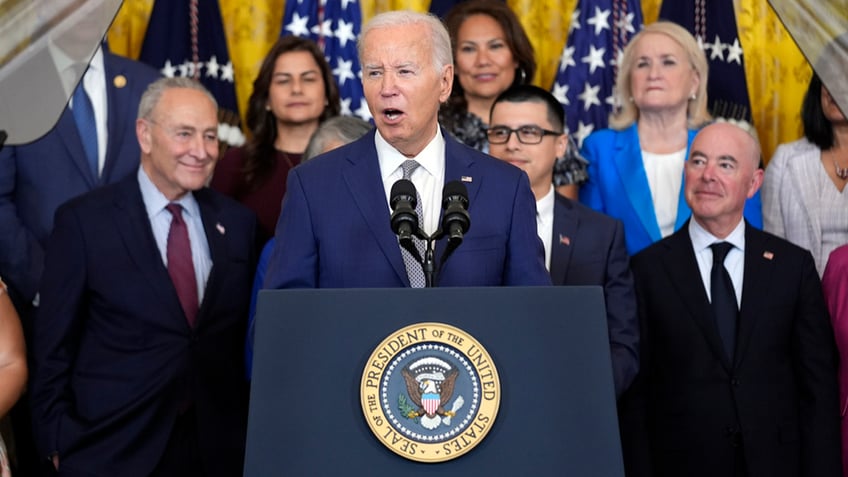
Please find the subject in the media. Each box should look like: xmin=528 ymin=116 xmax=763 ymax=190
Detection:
xmin=216 ymin=222 xmax=226 ymax=235
xmin=763 ymin=251 xmax=774 ymax=260
xmin=559 ymin=234 xmax=570 ymax=246
xmin=461 ymin=176 xmax=472 ymax=183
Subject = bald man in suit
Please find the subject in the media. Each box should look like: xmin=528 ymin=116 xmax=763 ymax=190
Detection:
xmin=621 ymin=122 xmax=840 ymax=477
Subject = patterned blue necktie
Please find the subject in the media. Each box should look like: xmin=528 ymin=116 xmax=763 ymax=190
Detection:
xmin=71 ymin=77 xmax=99 ymax=178
xmin=400 ymin=160 xmax=426 ymax=288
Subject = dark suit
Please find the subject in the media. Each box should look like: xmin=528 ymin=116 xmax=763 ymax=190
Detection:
xmin=549 ymin=193 xmax=638 ymax=397
xmin=264 ymin=129 xmax=550 ymax=288
xmin=0 ymin=51 xmax=160 ymax=305
xmin=30 ymin=174 xmax=256 ymax=477
xmin=621 ymin=221 xmax=841 ymax=477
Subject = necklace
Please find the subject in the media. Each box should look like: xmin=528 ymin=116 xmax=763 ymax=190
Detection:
xmin=835 ymin=158 xmax=848 ymax=180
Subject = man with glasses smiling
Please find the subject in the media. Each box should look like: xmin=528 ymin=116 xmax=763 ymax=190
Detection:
xmin=488 ymin=85 xmax=638 ymax=398
xmin=30 ymin=77 xmax=257 ymax=477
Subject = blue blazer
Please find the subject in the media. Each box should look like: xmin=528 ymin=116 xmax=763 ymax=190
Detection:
xmin=30 ymin=175 xmax=256 ymax=477
xmin=0 ymin=52 xmax=160 ymax=302
xmin=264 ymin=129 xmax=551 ymax=288
xmin=550 ymin=193 xmax=639 ymax=397
xmin=579 ymin=124 xmax=763 ymax=255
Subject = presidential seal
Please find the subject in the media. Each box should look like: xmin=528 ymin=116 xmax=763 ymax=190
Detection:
xmin=360 ymin=322 xmax=500 ymax=463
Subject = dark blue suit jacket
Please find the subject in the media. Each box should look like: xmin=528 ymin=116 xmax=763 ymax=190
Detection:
xmin=264 ymin=129 xmax=550 ymax=288
xmin=30 ymin=175 xmax=256 ymax=477
xmin=549 ymin=193 xmax=638 ymax=397
xmin=579 ymin=124 xmax=763 ymax=255
xmin=0 ymin=52 xmax=160 ymax=304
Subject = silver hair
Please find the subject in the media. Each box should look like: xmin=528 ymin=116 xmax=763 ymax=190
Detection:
xmin=303 ymin=116 xmax=373 ymax=161
xmin=137 ymin=77 xmax=218 ymax=120
xmin=357 ymin=10 xmax=453 ymax=73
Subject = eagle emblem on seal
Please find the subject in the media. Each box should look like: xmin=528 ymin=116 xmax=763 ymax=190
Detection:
xmin=400 ymin=357 xmax=465 ymax=430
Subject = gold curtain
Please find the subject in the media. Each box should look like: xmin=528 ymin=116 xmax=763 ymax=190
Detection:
xmin=107 ymin=0 xmax=809 ymax=163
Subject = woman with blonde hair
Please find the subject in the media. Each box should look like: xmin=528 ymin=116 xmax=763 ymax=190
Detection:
xmin=579 ymin=21 xmax=762 ymax=254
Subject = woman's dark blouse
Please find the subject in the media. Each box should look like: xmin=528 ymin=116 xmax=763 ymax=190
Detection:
xmin=210 ymin=147 xmax=302 ymax=245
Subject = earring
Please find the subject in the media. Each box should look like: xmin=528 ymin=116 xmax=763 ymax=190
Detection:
xmin=265 ymin=104 xmax=271 ymax=111
xmin=517 ymin=67 xmax=527 ymax=84
xmin=689 ymin=93 xmax=697 ymax=101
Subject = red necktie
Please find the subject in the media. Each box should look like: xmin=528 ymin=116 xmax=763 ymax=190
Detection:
xmin=166 ymin=204 xmax=198 ymax=327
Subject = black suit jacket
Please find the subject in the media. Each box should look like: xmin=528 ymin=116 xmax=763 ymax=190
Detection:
xmin=30 ymin=174 xmax=256 ymax=477
xmin=549 ymin=193 xmax=638 ymax=397
xmin=622 ymin=221 xmax=841 ymax=477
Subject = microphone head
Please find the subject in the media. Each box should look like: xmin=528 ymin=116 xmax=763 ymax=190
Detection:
xmin=390 ymin=179 xmax=418 ymax=211
xmin=441 ymin=180 xmax=469 ymax=208
xmin=441 ymin=180 xmax=470 ymax=236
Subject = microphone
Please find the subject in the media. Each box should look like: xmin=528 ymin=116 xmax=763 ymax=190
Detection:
xmin=441 ymin=180 xmax=470 ymax=245
xmin=390 ymin=179 xmax=419 ymax=242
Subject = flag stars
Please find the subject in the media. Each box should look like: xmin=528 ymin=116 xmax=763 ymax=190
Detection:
xmin=206 ymin=56 xmax=220 ymax=78
xmin=558 ymin=45 xmax=576 ymax=72
xmin=220 ymin=61 xmax=234 ymax=83
xmin=354 ymin=101 xmax=372 ymax=121
xmin=339 ymin=97 xmax=352 ymax=116
xmin=310 ymin=19 xmax=334 ymax=38
xmin=552 ymin=83 xmax=570 ymax=106
xmin=615 ymin=12 xmax=636 ymax=35
xmin=335 ymin=19 xmax=356 ymax=47
xmin=581 ymin=44 xmax=606 ymax=74
xmin=707 ymin=34 xmax=726 ymax=61
xmin=569 ymin=8 xmax=581 ymax=33
xmin=726 ymin=38 xmax=743 ymax=64
xmin=574 ymin=121 xmax=595 ymax=147
xmin=285 ymin=13 xmax=311 ymax=37
xmin=333 ymin=58 xmax=355 ymax=86
xmin=161 ymin=60 xmax=176 ymax=78
xmin=579 ymin=82 xmax=601 ymax=111
xmin=587 ymin=7 xmax=611 ymax=36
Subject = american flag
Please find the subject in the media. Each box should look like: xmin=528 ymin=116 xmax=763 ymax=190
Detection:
xmin=139 ymin=0 xmax=244 ymax=147
xmin=551 ymin=0 xmax=643 ymax=146
xmin=282 ymin=0 xmax=370 ymax=121
xmin=660 ymin=0 xmax=753 ymax=122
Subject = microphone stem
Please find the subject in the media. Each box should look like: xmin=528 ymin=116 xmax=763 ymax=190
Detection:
xmin=423 ymin=239 xmax=436 ymax=288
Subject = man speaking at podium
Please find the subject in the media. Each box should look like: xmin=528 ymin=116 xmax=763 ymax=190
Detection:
xmin=264 ymin=11 xmax=550 ymax=289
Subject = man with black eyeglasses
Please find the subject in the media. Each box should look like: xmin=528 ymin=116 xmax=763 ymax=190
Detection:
xmin=488 ymin=85 xmax=638 ymax=398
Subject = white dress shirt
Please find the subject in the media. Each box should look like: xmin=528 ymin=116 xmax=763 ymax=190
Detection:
xmin=535 ymin=185 xmax=555 ymax=271
xmin=689 ymin=218 xmax=746 ymax=308
xmin=377 ymin=127 xmax=446 ymax=235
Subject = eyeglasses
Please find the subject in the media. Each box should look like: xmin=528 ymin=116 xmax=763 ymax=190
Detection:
xmin=486 ymin=125 xmax=561 ymax=145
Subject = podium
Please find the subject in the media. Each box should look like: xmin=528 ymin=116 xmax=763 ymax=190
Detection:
xmin=245 ymin=287 xmax=624 ymax=476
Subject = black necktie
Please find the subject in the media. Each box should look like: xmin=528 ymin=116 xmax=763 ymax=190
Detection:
xmin=710 ymin=242 xmax=737 ymax=360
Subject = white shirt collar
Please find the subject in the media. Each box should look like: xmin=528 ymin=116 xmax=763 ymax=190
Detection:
xmin=689 ymin=217 xmax=746 ymax=253
xmin=137 ymin=166 xmax=200 ymax=220
xmin=375 ymin=126 xmax=444 ymax=182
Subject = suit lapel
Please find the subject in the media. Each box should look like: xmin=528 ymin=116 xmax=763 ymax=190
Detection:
xmin=550 ymin=194 xmax=577 ymax=285
xmin=437 ymin=132 xmax=480 ymax=267
xmin=101 ymin=53 xmax=129 ymax=183
xmin=735 ymin=225 xmax=774 ymax=368
xmin=196 ymin=190 xmax=226 ymax=327
xmin=55 ymin=108 xmax=98 ymax=187
xmin=342 ymin=132 xmax=409 ymax=284
xmin=663 ymin=226 xmax=733 ymax=371
xmin=614 ymin=125 xmax=662 ymax=243
xmin=113 ymin=176 xmax=186 ymax=331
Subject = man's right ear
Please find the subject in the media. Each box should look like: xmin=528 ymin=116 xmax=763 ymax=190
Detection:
xmin=136 ymin=118 xmax=152 ymax=154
